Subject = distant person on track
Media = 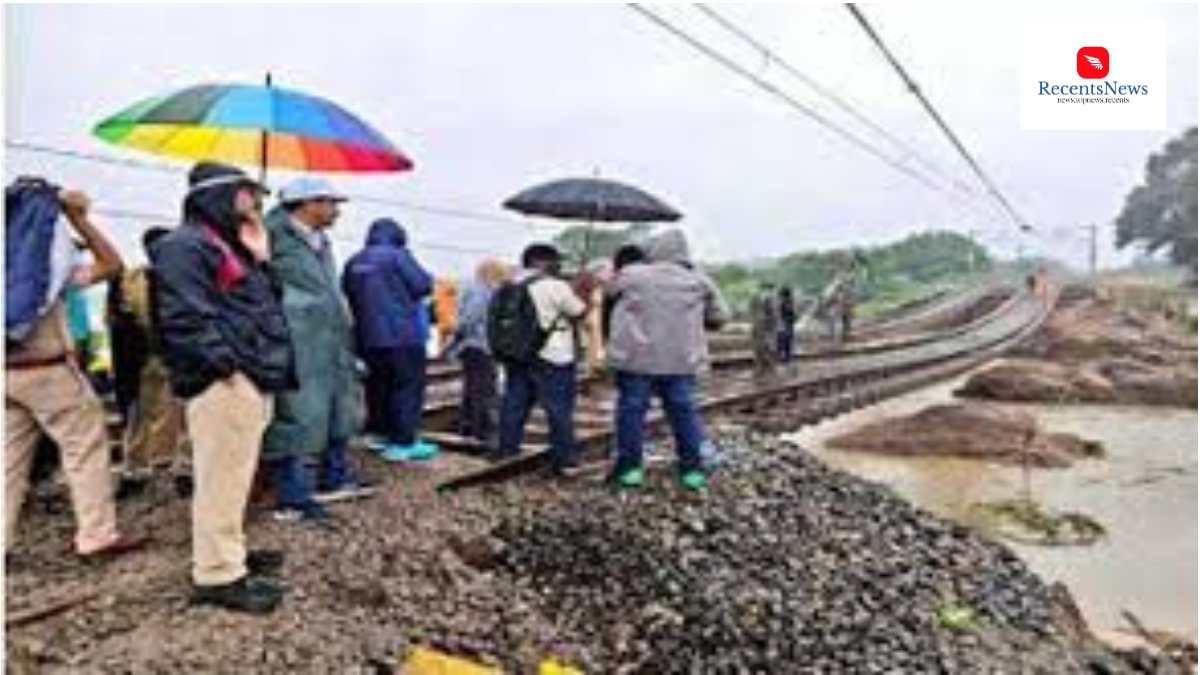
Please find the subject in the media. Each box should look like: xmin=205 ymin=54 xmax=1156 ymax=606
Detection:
xmin=606 ymin=228 xmax=730 ymax=492
xmin=750 ymin=282 xmax=780 ymax=374
xmin=777 ymin=285 xmax=797 ymax=362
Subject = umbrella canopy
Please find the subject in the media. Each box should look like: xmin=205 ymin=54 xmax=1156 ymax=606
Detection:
xmin=93 ymin=82 xmax=412 ymax=173
xmin=502 ymin=177 xmax=682 ymax=223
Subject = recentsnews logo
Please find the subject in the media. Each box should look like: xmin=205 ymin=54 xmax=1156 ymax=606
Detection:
xmin=1076 ymin=46 xmax=1109 ymax=78
xmin=1021 ymin=21 xmax=1164 ymax=130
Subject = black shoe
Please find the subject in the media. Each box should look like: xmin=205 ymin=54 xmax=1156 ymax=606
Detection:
xmin=487 ymin=449 xmax=520 ymax=463
xmin=174 ymin=474 xmax=194 ymax=499
xmin=245 ymin=549 xmax=284 ymax=576
xmin=190 ymin=575 xmax=282 ymax=614
xmin=115 ymin=476 xmax=149 ymax=500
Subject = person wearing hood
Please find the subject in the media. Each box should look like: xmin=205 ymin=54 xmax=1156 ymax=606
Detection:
xmin=151 ymin=162 xmax=295 ymax=614
xmin=605 ymin=227 xmax=730 ymax=491
xmin=260 ymin=178 xmax=373 ymax=523
xmin=342 ymin=218 xmax=437 ymax=461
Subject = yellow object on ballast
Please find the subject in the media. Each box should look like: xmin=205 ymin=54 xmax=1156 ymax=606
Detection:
xmin=404 ymin=647 xmax=501 ymax=675
xmin=538 ymin=658 xmax=583 ymax=675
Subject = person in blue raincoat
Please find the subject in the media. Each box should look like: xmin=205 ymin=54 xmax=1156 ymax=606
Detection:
xmin=342 ymin=218 xmax=437 ymax=462
xmin=261 ymin=178 xmax=373 ymax=524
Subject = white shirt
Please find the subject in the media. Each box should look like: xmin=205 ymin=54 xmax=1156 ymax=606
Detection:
xmin=520 ymin=271 xmax=587 ymax=366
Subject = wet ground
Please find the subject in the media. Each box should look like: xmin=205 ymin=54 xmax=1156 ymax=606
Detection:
xmin=789 ymin=364 xmax=1198 ymax=640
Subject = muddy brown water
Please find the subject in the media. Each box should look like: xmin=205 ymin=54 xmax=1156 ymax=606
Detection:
xmin=787 ymin=363 xmax=1198 ymax=640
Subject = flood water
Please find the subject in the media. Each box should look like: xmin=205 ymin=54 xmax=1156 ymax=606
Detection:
xmin=787 ymin=367 xmax=1198 ymax=639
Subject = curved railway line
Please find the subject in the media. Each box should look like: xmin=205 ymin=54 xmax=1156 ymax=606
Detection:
xmin=431 ymin=281 xmax=1058 ymax=491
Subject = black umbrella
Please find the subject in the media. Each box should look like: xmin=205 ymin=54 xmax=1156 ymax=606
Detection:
xmin=502 ymin=177 xmax=682 ymax=223
xmin=502 ymin=176 xmax=681 ymax=264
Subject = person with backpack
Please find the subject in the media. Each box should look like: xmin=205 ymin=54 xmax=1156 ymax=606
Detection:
xmin=342 ymin=217 xmax=438 ymax=462
xmin=490 ymin=243 xmax=592 ymax=473
xmin=606 ymin=228 xmax=730 ymax=492
xmin=6 ymin=180 xmax=148 ymax=560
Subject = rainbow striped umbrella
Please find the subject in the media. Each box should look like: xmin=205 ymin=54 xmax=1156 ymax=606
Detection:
xmin=92 ymin=78 xmax=412 ymax=176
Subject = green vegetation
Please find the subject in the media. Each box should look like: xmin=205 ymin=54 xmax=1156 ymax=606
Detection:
xmin=551 ymin=225 xmax=993 ymax=319
xmin=706 ymin=230 xmax=991 ymax=318
xmin=1115 ymin=126 xmax=1197 ymax=279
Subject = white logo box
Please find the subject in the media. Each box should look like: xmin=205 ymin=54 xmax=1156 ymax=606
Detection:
xmin=1020 ymin=20 xmax=1166 ymax=130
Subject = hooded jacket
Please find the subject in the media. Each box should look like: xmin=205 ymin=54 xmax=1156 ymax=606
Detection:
xmin=342 ymin=218 xmax=433 ymax=351
xmin=260 ymin=205 xmax=360 ymax=460
xmin=606 ymin=228 xmax=730 ymax=376
xmin=151 ymin=165 xmax=296 ymax=398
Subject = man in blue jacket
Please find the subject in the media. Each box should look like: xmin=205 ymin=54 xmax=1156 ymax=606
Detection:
xmin=342 ymin=218 xmax=438 ymax=462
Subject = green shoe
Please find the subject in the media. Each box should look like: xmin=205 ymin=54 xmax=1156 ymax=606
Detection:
xmin=410 ymin=440 xmax=439 ymax=461
xmin=679 ymin=470 xmax=707 ymax=492
xmin=616 ymin=467 xmax=645 ymax=489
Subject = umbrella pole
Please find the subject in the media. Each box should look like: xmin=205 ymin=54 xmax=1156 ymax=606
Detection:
xmin=259 ymin=72 xmax=273 ymax=185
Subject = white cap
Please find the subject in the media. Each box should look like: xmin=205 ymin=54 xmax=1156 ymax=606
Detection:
xmin=278 ymin=176 xmax=347 ymax=205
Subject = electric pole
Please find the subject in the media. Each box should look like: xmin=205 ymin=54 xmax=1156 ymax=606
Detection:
xmin=1082 ymin=223 xmax=1098 ymax=277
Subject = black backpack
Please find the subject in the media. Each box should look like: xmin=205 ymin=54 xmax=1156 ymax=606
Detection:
xmin=487 ymin=275 xmax=554 ymax=364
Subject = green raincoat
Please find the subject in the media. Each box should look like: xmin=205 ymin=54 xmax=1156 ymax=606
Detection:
xmin=261 ymin=206 xmax=360 ymax=462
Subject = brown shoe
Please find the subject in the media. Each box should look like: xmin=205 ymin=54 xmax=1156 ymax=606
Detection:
xmin=78 ymin=533 xmax=151 ymax=561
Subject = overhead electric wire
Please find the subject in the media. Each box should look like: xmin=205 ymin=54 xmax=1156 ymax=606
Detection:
xmin=693 ymin=4 xmax=971 ymax=196
xmin=5 ymin=139 xmax=548 ymax=232
xmin=6 ymin=141 xmax=509 ymax=257
xmin=625 ymin=3 xmax=949 ymax=195
xmin=843 ymin=4 xmax=1031 ymax=231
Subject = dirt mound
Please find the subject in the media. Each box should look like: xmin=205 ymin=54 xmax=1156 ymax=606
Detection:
xmin=1019 ymin=294 xmax=1196 ymax=366
xmin=826 ymin=402 xmax=1103 ymax=467
xmin=957 ymin=358 xmax=1197 ymax=408
xmin=965 ymin=291 xmax=1197 ymax=408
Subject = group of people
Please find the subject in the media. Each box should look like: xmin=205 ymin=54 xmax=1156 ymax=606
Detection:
xmin=5 ymin=160 xmax=732 ymax=615
xmin=750 ymin=283 xmax=800 ymax=374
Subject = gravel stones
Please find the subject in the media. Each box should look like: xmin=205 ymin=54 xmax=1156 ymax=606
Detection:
xmin=5 ymin=433 xmax=1180 ymax=673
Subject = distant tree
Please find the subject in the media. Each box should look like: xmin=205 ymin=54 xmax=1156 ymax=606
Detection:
xmin=1115 ymin=127 xmax=1198 ymax=277
xmin=552 ymin=222 xmax=654 ymax=266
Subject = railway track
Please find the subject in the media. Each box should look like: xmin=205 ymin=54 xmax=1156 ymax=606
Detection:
xmin=417 ymin=284 xmax=1015 ymax=430
xmin=434 ymin=282 xmax=1057 ymax=492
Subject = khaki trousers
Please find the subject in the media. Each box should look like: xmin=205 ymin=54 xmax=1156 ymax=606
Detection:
xmin=123 ymin=356 xmax=185 ymax=473
xmin=187 ymin=372 xmax=272 ymax=586
xmin=5 ymin=362 xmax=120 ymax=554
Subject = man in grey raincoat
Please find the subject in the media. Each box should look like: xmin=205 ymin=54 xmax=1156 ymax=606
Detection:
xmin=262 ymin=177 xmax=372 ymax=523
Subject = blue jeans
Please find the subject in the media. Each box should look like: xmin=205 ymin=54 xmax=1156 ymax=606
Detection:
xmin=498 ymin=360 xmax=577 ymax=469
xmin=271 ymin=439 xmax=356 ymax=506
xmin=365 ymin=345 xmax=427 ymax=446
xmin=614 ymin=372 xmax=704 ymax=474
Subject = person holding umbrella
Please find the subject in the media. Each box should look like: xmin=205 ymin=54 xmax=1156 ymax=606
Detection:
xmin=152 ymin=162 xmax=295 ymax=613
xmin=260 ymin=177 xmax=374 ymax=523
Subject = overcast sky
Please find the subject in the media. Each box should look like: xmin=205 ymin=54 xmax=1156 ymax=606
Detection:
xmin=5 ymin=3 xmax=1197 ymax=275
